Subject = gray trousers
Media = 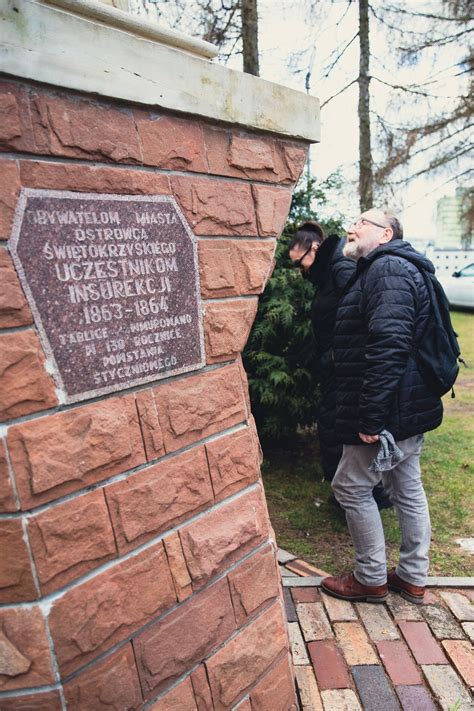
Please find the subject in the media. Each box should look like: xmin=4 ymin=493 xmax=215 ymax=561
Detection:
xmin=332 ymin=435 xmax=430 ymax=587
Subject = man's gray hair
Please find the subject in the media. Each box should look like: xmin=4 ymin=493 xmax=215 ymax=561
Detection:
xmin=384 ymin=211 xmax=403 ymax=241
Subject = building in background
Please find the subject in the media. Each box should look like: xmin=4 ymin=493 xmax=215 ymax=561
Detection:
xmin=436 ymin=188 xmax=473 ymax=249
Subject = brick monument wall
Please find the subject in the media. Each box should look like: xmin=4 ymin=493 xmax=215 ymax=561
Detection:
xmin=0 ymin=77 xmax=309 ymax=709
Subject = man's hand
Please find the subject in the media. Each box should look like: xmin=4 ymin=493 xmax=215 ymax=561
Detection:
xmin=358 ymin=432 xmax=379 ymax=443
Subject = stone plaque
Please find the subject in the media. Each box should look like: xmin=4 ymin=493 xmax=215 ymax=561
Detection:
xmin=10 ymin=189 xmax=205 ymax=402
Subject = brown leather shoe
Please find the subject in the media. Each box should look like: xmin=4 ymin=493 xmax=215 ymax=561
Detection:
xmin=387 ymin=568 xmax=425 ymax=605
xmin=321 ymin=572 xmax=388 ymax=603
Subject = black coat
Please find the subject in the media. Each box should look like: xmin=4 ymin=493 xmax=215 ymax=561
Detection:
xmin=334 ymin=240 xmax=443 ymax=444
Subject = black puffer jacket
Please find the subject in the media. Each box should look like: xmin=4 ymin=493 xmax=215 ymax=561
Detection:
xmin=334 ymin=240 xmax=443 ymax=444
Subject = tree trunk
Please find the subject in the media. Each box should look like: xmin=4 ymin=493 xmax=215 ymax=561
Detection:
xmin=242 ymin=0 xmax=259 ymax=76
xmin=358 ymin=0 xmax=373 ymax=211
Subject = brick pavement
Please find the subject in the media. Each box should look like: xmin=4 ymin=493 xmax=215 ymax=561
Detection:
xmin=279 ymin=551 xmax=474 ymax=710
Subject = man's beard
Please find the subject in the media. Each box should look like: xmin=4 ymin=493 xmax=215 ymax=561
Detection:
xmin=343 ymin=240 xmax=364 ymax=260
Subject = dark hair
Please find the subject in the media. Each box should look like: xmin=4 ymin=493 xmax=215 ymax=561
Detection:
xmin=384 ymin=212 xmax=403 ymax=240
xmin=288 ymin=221 xmax=325 ymax=252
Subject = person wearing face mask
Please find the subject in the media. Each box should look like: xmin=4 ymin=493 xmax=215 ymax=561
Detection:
xmin=288 ymin=222 xmax=392 ymax=511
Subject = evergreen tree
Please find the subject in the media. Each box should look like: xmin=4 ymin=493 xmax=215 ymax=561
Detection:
xmin=243 ymin=175 xmax=345 ymax=441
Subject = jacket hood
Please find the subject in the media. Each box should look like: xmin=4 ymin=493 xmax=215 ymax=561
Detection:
xmin=359 ymin=240 xmax=436 ymax=275
xmin=306 ymin=234 xmax=343 ymax=285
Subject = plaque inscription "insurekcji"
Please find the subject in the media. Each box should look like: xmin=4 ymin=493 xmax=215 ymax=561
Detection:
xmin=10 ymin=189 xmax=205 ymax=402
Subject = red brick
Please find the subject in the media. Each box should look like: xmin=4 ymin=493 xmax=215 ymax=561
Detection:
xmin=321 ymin=592 xmax=357 ymax=622
xmin=395 ymin=685 xmax=438 ymax=711
xmin=30 ymin=91 xmax=142 ymax=163
xmin=28 ymin=488 xmax=117 ymax=593
xmin=133 ymin=577 xmax=235 ymax=699
xmin=105 ymin=446 xmax=213 ymax=553
xmin=205 ymin=602 xmax=288 ymax=710
xmin=0 ymin=247 xmax=32 ymax=328
xmin=440 ymin=591 xmax=474 ymax=621
xmin=335 ymin=622 xmax=379 ymax=665
xmin=0 ymin=607 xmax=55 ymax=691
xmin=148 ymin=677 xmax=197 ymax=710
xmin=0 ymin=330 xmax=58 ymax=421
xmin=228 ymin=545 xmax=280 ymax=625
xmin=135 ymin=110 xmax=207 ymax=172
xmin=0 ymin=439 xmax=17 ymax=512
xmin=308 ymin=640 xmax=351 ymax=690
xmin=0 ymin=81 xmax=36 ymax=153
xmin=0 ymin=158 xmax=21 ymax=240
xmin=199 ymin=239 xmax=275 ymax=299
xmin=376 ymin=640 xmax=423 ymax=685
xmin=441 ymin=639 xmax=474 ymax=686
xmin=171 ymin=176 xmax=257 ymax=236
xmin=281 ymin=142 xmax=308 ymax=182
xmin=398 ymin=621 xmax=448 ymax=665
xmin=205 ymin=427 xmax=260 ymax=502
xmin=0 ymin=518 xmax=36 ymax=603
xmin=204 ymin=298 xmax=258 ymax=363
xmin=191 ymin=664 xmax=213 ymax=711
xmin=291 ymin=587 xmax=321 ymax=603
xmin=252 ymin=184 xmax=292 ymax=238
xmin=135 ymin=389 xmax=165 ymax=461
xmin=298 ymin=603 xmax=333 ymax=642
xmin=49 ymin=541 xmax=176 ymax=676
xmin=8 ymin=393 xmax=145 ymax=508
xmin=163 ymin=532 xmax=193 ymax=602
xmin=180 ymin=488 xmax=270 ymax=589
xmin=20 ymin=159 xmax=171 ymax=195
xmin=250 ymin=654 xmax=298 ymax=710
xmin=64 ymin=644 xmax=143 ymax=711
xmin=0 ymin=690 xmax=63 ymax=710
xmin=285 ymin=559 xmax=331 ymax=577
xmin=153 ymin=364 xmax=247 ymax=453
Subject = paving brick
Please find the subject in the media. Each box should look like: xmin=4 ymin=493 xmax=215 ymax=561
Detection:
xmin=8 ymin=393 xmax=145 ymax=508
xmin=28 ymin=488 xmax=116 ymax=594
xmin=280 ymin=566 xmax=299 ymax=577
xmin=49 ymin=542 xmax=176 ymax=677
xmin=298 ymin=602 xmax=333 ymax=642
xmin=423 ymin=590 xmax=440 ymax=605
xmin=205 ymin=602 xmax=289 ymax=710
xmin=153 ymin=364 xmax=246 ymax=453
xmin=148 ymin=677 xmax=197 ymax=710
xmin=180 ymin=488 xmax=269 ymax=589
xmin=321 ymin=592 xmax=357 ymax=622
xmin=376 ymin=640 xmax=423 ymax=685
xmin=422 ymin=664 xmax=472 ymax=710
xmin=356 ymin=602 xmax=399 ymax=641
xmin=395 ymin=685 xmax=438 ymax=711
xmin=204 ymin=298 xmax=258 ymax=364
xmin=0 ymin=607 xmax=55 ymax=691
xmin=320 ymin=689 xmax=362 ymax=710
xmin=398 ymin=621 xmax=448 ymax=665
xmin=295 ymin=665 xmax=323 ymax=710
xmin=205 ymin=427 xmax=260 ymax=502
xmin=0 ymin=247 xmax=33 ymax=328
xmin=63 ymin=644 xmax=143 ymax=710
xmin=0 ymin=518 xmax=37 ymax=602
xmin=291 ymin=587 xmax=321 ymax=604
xmin=284 ymin=586 xmax=298 ymax=622
xmin=190 ymin=664 xmax=213 ymax=711
xmin=0 ymin=438 xmax=17 ymax=512
xmin=133 ymin=578 xmax=235 ymax=699
xmin=308 ymin=640 xmax=351 ymax=690
xmin=441 ymin=640 xmax=474 ymax=687
xmin=0 ymin=330 xmax=58 ymax=421
xmin=105 ymin=446 xmax=213 ymax=554
xmin=462 ymin=622 xmax=474 ymax=642
xmin=0 ymin=690 xmax=63 ymax=710
xmin=228 ymin=545 xmax=280 ymax=625
xmin=351 ymin=665 xmax=400 ymax=711
xmin=335 ymin=622 xmax=379 ymax=666
xmin=288 ymin=621 xmax=310 ymax=665
xmin=285 ymin=559 xmax=331 ymax=577
xmin=386 ymin=592 xmax=423 ymax=621
xmin=440 ymin=591 xmax=474 ymax=621
xmin=249 ymin=654 xmax=298 ymax=711
xmin=421 ymin=604 xmax=465 ymax=639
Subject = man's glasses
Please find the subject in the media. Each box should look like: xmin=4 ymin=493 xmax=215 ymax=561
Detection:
xmin=351 ymin=217 xmax=388 ymax=230
xmin=292 ymin=244 xmax=313 ymax=267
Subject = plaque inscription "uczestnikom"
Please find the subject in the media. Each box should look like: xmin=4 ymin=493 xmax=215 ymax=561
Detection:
xmin=10 ymin=189 xmax=205 ymax=402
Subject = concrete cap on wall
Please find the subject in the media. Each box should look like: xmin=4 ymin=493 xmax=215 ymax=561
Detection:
xmin=0 ymin=0 xmax=320 ymax=142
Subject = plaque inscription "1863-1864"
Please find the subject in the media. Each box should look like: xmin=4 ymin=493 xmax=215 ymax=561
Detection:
xmin=10 ymin=189 xmax=205 ymax=402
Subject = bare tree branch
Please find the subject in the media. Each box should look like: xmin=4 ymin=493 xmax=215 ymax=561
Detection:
xmin=320 ymin=79 xmax=358 ymax=109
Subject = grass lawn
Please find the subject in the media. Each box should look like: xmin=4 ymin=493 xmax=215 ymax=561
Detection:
xmin=261 ymin=311 xmax=474 ymax=577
